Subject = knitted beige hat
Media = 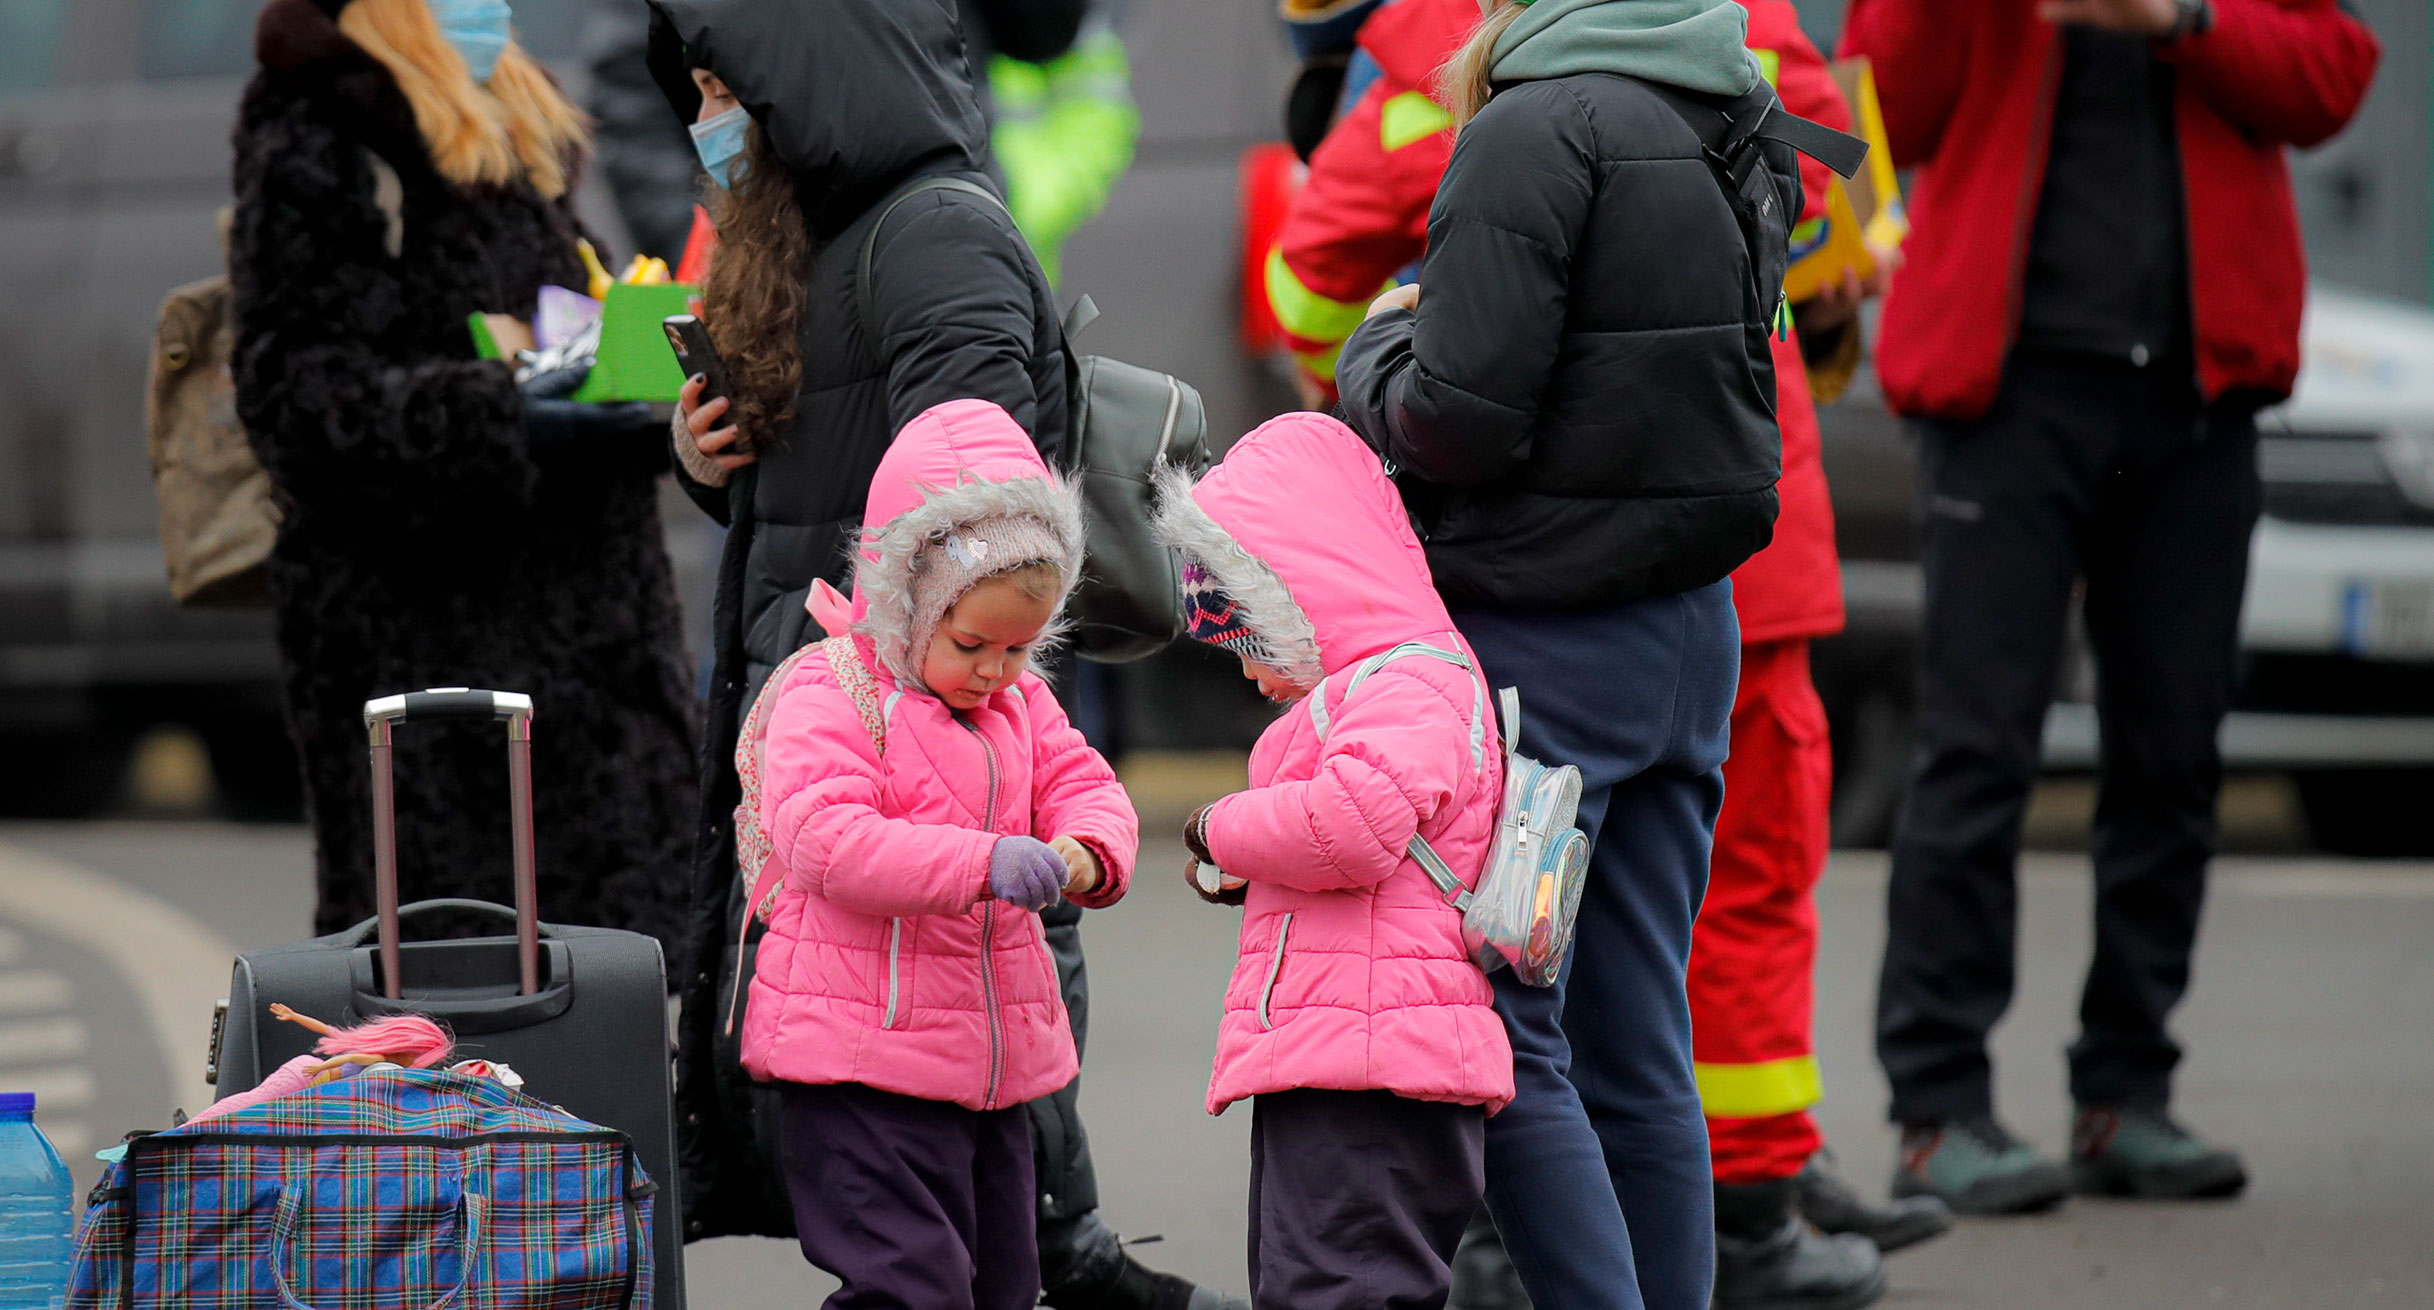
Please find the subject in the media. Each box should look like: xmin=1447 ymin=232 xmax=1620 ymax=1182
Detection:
xmin=904 ymin=513 xmax=1073 ymax=661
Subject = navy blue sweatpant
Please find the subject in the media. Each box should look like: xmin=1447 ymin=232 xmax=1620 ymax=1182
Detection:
xmin=780 ymin=1080 xmax=1039 ymax=1310
xmin=1454 ymin=583 xmax=1740 ymax=1310
xmin=1249 ymin=1089 xmax=1485 ymax=1310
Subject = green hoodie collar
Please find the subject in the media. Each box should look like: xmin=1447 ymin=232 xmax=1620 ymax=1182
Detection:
xmin=1485 ymin=0 xmax=1759 ymax=98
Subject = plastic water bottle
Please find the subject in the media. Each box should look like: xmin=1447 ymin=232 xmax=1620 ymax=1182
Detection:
xmin=0 ymin=1093 xmax=71 ymax=1310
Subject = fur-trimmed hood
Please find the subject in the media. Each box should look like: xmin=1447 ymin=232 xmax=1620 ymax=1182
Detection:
xmin=849 ymin=400 xmax=1086 ymax=691
xmin=1152 ymin=412 xmax=1451 ymax=686
xmin=645 ymin=0 xmax=990 ymax=237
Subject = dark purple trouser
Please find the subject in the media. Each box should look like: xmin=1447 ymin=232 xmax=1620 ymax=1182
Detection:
xmin=780 ymin=1081 xmax=1039 ymax=1310
xmin=1248 ymin=1089 xmax=1486 ymax=1310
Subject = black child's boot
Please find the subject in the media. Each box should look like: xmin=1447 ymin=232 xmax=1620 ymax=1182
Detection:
xmin=1712 ymin=1176 xmax=1888 ymax=1310
xmin=1039 ymin=1212 xmax=1249 ymax=1310
xmin=1447 ymin=1208 xmax=1532 ymax=1310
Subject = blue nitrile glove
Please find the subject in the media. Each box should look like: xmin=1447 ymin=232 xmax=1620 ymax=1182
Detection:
xmin=989 ymin=836 xmax=1067 ymax=912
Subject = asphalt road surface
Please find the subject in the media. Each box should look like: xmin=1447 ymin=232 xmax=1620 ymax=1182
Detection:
xmin=4 ymin=813 xmax=2430 ymax=1309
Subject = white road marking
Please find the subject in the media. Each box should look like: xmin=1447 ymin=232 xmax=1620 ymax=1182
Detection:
xmin=0 ymin=970 xmax=74 ymax=1012
xmin=0 ymin=842 xmax=237 ymax=1117
xmin=2216 ymin=866 xmax=2434 ymax=899
xmin=0 ymin=1017 xmax=85 ymax=1063
xmin=1826 ymin=853 xmax=2434 ymax=898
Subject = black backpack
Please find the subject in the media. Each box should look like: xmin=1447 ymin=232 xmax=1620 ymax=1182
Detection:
xmin=857 ymin=175 xmax=1211 ymax=664
xmin=1645 ymin=80 xmax=1869 ymax=338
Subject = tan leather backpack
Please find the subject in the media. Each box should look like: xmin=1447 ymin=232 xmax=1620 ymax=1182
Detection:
xmin=147 ymin=265 xmax=277 ymax=607
xmin=149 ymin=161 xmax=403 ymax=607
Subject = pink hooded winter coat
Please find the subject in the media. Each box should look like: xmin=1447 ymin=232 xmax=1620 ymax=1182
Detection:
xmin=743 ymin=400 xmax=1137 ymax=1111
xmin=1154 ymin=412 xmax=1514 ymax=1114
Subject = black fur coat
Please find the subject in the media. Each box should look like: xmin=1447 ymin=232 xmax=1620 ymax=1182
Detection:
xmin=230 ymin=0 xmax=698 ymax=964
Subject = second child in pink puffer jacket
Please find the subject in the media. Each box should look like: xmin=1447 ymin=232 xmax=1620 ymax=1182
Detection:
xmin=746 ymin=399 xmax=1137 ymax=1310
xmin=1152 ymin=411 xmax=1513 ymax=1310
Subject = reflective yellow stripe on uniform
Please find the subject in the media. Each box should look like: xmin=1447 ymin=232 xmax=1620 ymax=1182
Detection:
xmin=1380 ymin=91 xmax=1454 ymax=152
xmin=1293 ymin=341 xmax=1344 ymax=383
xmin=1694 ymin=1054 xmax=1822 ymax=1119
xmin=1264 ymin=246 xmax=1373 ymax=347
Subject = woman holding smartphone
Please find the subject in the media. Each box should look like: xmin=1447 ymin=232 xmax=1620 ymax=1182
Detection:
xmin=231 ymin=0 xmax=696 ymax=951
xmin=647 ymin=5 xmax=1233 ymax=1307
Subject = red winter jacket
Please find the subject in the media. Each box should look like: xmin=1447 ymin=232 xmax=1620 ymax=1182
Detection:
xmin=1268 ymin=0 xmax=1849 ymax=642
xmin=1265 ymin=0 xmax=1473 ymax=388
xmin=1840 ymin=0 xmax=2379 ymax=420
xmin=1727 ymin=0 xmax=1848 ymax=644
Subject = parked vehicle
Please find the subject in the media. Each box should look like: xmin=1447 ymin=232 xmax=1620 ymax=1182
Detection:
xmin=1814 ymin=284 xmax=2434 ymax=857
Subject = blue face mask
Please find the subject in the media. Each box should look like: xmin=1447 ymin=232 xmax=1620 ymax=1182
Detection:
xmin=689 ymin=104 xmax=751 ymax=191
xmin=430 ymin=0 xmax=512 ymax=83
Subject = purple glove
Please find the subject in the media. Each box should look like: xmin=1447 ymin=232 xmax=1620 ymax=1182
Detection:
xmin=989 ymin=837 xmax=1066 ymax=912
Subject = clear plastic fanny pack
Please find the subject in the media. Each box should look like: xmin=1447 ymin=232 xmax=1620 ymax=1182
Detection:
xmin=1309 ymin=644 xmax=1591 ymax=987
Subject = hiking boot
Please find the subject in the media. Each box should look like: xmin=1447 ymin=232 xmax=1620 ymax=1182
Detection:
xmin=1796 ymin=1149 xmax=1952 ymax=1253
xmin=1714 ymin=1177 xmax=1887 ymax=1310
xmin=1043 ymin=1253 xmax=1247 ymax=1310
xmin=1039 ymin=1216 xmax=1249 ymax=1310
xmin=1448 ymin=1208 xmax=1532 ymax=1310
xmin=1893 ymin=1115 xmax=2071 ymax=1215
xmin=2070 ymin=1106 xmax=2248 ymax=1200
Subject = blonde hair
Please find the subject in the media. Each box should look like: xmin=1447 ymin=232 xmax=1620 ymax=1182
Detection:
xmin=1000 ymin=560 xmax=1064 ymax=604
xmin=337 ymin=0 xmax=589 ymax=199
xmin=1442 ymin=0 xmax=1529 ymax=131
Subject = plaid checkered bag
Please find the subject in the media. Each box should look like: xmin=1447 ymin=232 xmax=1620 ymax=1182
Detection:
xmin=68 ymin=1067 xmax=655 ymax=1310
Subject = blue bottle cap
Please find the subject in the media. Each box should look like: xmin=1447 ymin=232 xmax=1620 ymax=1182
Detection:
xmin=0 ymin=1092 xmax=32 ymax=1113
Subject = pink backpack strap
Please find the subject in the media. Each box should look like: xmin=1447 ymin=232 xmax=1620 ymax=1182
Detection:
xmin=726 ymin=635 xmax=889 ymax=1034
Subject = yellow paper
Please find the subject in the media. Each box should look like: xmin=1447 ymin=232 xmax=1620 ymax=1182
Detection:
xmin=1785 ymin=58 xmax=1908 ymax=304
xmin=1831 ymin=58 xmax=1908 ymax=248
xmin=1783 ymin=180 xmax=1873 ymax=304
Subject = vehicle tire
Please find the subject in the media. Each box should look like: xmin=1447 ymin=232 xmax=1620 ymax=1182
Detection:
xmin=2294 ymin=768 xmax=2434 ymax=858
xmin=1829 ymin=686 xmax=1913 ymax=850
xmin=200 ymin=715 xmax=306 ymax=823
xmin=0 ymin=730 xmax=133 ymax=818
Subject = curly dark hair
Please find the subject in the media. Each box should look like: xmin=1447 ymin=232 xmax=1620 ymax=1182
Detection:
xmin=700 ymin=122 xmax=809 ymax=448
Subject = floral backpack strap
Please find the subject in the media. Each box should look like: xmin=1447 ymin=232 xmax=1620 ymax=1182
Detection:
xmin=726 ymin=634 xmax=892 ymax=1034
xmin=734 ymin=636 xmax=888 ymax=924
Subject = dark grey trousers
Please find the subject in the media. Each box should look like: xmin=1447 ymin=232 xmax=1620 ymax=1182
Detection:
xmin=1877 ymin=348 xmax=2261 ymax=1122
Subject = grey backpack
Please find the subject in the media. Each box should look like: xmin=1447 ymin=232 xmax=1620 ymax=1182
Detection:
xmin=858 ymin=175 xmax=1209 ymax=662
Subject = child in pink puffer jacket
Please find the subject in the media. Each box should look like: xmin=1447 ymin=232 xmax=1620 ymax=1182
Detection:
xmin=1152 ymin=411 xmax=1514 ymax=1310
xmin=745 ymin=398 xmax=1136 ymax=1310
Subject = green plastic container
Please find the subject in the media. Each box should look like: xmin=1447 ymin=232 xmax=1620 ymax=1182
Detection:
xmin=467 ymin=282 xmax=696 ymax=403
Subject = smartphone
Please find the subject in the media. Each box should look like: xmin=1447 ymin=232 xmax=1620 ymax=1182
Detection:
xmin=662 ymin=314 xmax=732 ymax=410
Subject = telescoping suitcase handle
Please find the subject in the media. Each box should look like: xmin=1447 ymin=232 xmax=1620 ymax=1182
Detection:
xmin=362 ymin=688 xmax=540 ymax=999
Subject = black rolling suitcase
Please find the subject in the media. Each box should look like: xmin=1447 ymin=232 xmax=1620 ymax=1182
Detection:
xmin=208 ymin=689 xmax=686 ymax=1309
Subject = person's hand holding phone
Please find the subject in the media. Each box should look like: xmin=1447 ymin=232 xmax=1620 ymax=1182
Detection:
xmin=677 ymin=373 xmax=754 ymax=473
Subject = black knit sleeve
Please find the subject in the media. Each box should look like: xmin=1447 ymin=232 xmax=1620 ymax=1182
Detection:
xmin=1336 ymin=81 xmax=1596 ymax=489
xmin=229 ymin=88 xmax=537 ymax=533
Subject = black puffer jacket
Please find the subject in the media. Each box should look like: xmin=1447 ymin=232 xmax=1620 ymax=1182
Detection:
xmin=1337 ymin=73 xmax=1793 ymax=609
xmin=644 ymin=0 xmax=1068 ymax=1239
xmin=231 ymin=0 xmax=698 ymax=952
